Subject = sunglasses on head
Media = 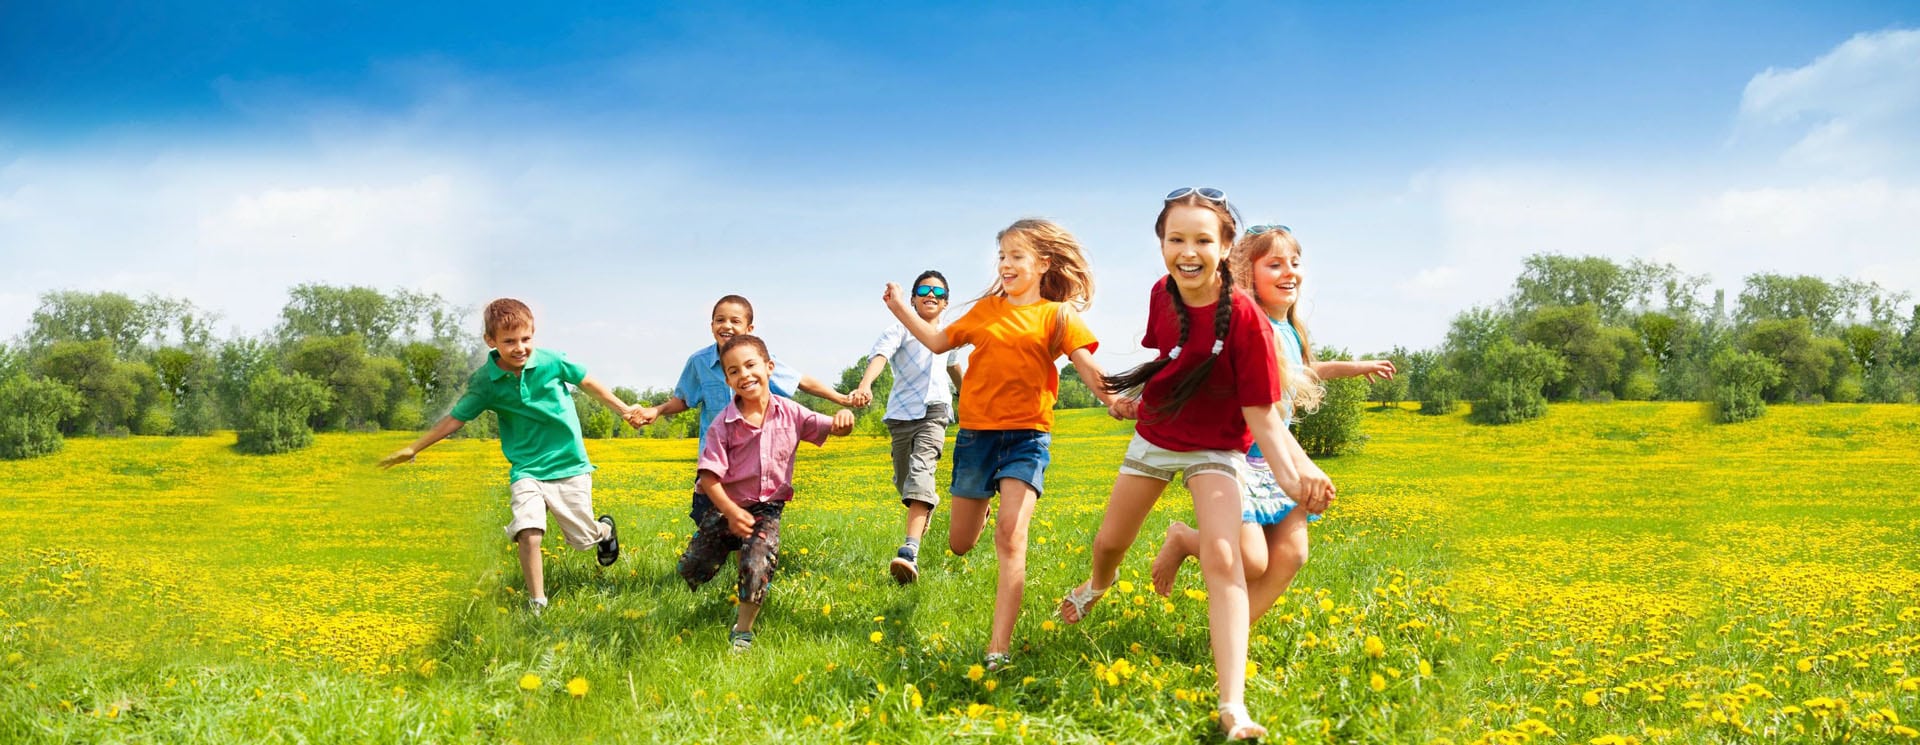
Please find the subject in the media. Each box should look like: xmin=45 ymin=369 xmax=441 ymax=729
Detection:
xmin=913 ymin=284 xmax=949 ymax=299
xmin=1245 ymin=224 xmax=1291 ymax=237
xmin=1165 ymin=187 xmax=1227 ymax=203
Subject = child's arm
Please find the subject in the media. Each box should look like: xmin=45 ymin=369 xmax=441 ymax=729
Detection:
xmin=798 ymin=375 xmax=855 ymax=407
xmin=852 ymin=354 xmax=888 ymax=408
xmin=947 ymin=362 xmax=963 ymax=391
xmin=697 ymin=470 xmax=756 ymax=539
xmin=576 ymin=375 xmax=638 ymax=422
xmin=1067 ymin=347 xmax=1134 ymax=419
xmin=378 ymin=415 xmax=465 ymax=468
xmin=883 ymin=283 xmax=956 ymax=353
xmin=1243 ymin=404 xmax=1334 ymax=514
xmin=1312 ymin=359 xmax=1396 ymax=383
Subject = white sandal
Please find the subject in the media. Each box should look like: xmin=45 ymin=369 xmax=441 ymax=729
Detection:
xmin=1058 ymin=581 xmax=1108 ymax=625
xmin=1219 ymin=702 xmax=1267 ymax=741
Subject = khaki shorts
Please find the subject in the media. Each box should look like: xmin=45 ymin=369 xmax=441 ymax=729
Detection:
xmin=1116 ymin=434 xmax=1249 ymax=487
xmin=506 ymin=474 xmax=609 ymax=551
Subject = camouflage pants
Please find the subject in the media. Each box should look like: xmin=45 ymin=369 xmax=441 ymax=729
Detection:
xmin=678 ymin=500 xmax=784 ymax=605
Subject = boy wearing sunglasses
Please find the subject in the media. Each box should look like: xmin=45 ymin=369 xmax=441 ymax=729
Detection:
xmin=854 ymin=270 xmax=964 ymax=584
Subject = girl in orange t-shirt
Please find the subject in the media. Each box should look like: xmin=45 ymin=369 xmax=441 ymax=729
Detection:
xmin=881 ymin=218 xmax=1123 ymax=670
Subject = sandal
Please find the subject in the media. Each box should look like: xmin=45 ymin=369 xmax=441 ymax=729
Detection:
xmin=1218 ymin=702 xmax=1267 ymax=741
xmin=1058 ymin=581 xmax=1108 ymax=625
xmin=729 ymin=629 xmax=754 ymax=652
xmin=984 ymin=652 xmax=1011 ymax=672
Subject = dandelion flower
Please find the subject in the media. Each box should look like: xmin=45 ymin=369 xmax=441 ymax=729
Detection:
xmin=1364 ymin=636 xmax=1386 ymax=659
xmin=869 ymin=631 xmax=884 ymax=643
xmin=566 ymin=677 xmax=589 ymax=699
xmin=518 ymin=674 xmax=541 ymax=691
xmin=1369 ymin=673 xmax=1386 ymax=692
xmin=968 ymin=664 xmax=985 ymax=682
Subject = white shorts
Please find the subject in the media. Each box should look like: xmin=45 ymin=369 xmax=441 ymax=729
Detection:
xmin=1116 ymin=434 xmax=1249 ymax=487
xmin=506 ymin=473 xmax=608 ymax=550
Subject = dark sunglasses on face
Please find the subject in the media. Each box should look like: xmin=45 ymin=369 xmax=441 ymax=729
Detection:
xmin=913 ymin=285 xmax=949 ymax=299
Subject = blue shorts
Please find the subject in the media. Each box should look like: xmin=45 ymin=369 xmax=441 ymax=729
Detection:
xmin=950 ymin=428 xmax=1051 ymax=499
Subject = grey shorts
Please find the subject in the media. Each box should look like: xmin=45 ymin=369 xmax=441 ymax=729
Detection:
xmin=885 ymin=402 xmax=950 ymax=507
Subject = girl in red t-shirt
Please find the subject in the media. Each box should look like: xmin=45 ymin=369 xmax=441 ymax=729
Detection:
xmin=1056 ymin=188 xmax=1335 ymax=741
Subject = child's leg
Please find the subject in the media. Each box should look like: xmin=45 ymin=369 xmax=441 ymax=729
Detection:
xmin=733 ymin=503 xmax=784 ymax=633
xmin=1186 ymin=472 xmax=1253 ymax=713
xmin=948 ymin=498 xmax=992 ymax=556
xmin=986 ymin=478 xmax=1039 ymax=655
xmin=516 ymin=528 xmax=546 ymax=600
xmin=904 ymin=502 xmax=934 ymax=541
xmin=544 ymin=474 xmax=610 ymax=550
xmin=1067 ymin=474 xmax=1168 ymax=601
xmin=1247 ymin=510 xmax=1311 ymax=624
xmin=1241 ymin=522 xmax=1272 ymax=579
xmin=899 ymin=413 xmax=945 ymax=543
xmin=677 ymin=506 xmax=737 ymax=591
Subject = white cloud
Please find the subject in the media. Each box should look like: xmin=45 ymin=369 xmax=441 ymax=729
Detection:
xmin=1739 ymin=28 xmax=1920 ymax=170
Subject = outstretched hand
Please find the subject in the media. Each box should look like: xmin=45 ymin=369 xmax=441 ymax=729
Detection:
xmin=377 ymin=447 xmax=416 ymax=470
xmin=1358 ymin=359 xmax=1397 ymax=383
xmin=882 ymin=282 xmax=910 ymax=315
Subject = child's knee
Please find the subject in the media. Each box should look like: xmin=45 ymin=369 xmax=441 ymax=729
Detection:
xmin=992 ymin=524 xmax=1027 ymax=560
xmin=515 ymin=528 xmax=544 ymax=545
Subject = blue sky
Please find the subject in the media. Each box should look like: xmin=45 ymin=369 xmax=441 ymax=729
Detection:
xmin=3 ymin=2 xmax=1917 ymax=388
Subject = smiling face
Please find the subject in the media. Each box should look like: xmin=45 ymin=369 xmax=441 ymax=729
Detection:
xmin=996 ymin=238 xmax=1050 ymax=300
xmin=1249 ymin=237 xmax=1304 ymax=316
xmin=1159 ymin=204 xmax=1227 ymax=305
xmin=720 ymin=342 xmax=773 ymax=403
xmin=912 ymin=277 xmax=949 ymax=321
xmin=709 ymin=301 xmax=753 ymax=348
xmin=485 ymin=322 xmax=535 ymax=373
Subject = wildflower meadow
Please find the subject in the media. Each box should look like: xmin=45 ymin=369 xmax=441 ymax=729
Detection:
xmin=2 ymin=403 xmax=1917 ymax=743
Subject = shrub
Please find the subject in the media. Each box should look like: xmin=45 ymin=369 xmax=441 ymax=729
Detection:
xmin=1708 ymin=349 xmax=1783 ymax=424
xmin=1471 ymin=338 xmax=1567 ymax=425
xmin=235 ymin=369 xmax=330 ymax=454
xmin=1292 ymin=348 xmax=1368 ymax=457
xmin=0 ymin=376 xmax=82 ymax=459
xmin=1416 ymin=366 xmax=1462 ymax=415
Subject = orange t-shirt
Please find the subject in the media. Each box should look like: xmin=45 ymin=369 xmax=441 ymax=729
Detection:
xmin=945 ymin=295 xmax=1099 ymax=432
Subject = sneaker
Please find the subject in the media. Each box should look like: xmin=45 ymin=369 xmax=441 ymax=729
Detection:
xmin=596 ymin=514 xmax=620 ymax=566
xmin=729 ymin=628 xmax=754 ymax=652
xmin=889 ymin=545 xmax=920 ymax=585
xmin=528 ymin=597 xmax=549 ymax=616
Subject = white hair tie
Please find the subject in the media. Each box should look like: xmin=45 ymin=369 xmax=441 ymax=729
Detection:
xmin=1210 ymin=340 xmax=1224 ymax=355
xmin=1167 ymin=347 xmax=1182 ymax=360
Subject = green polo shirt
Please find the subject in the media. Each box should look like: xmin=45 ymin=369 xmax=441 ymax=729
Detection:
xmin=450 ymin=348 xmax=594 ymax=483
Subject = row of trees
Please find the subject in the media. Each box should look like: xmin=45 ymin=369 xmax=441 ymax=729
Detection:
xmin=1356 ymin=255 xmax=1920 ymax=423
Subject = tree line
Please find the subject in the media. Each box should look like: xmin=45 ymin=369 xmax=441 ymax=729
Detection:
xmin=3 ymin=258 xmax=1914 ymax=459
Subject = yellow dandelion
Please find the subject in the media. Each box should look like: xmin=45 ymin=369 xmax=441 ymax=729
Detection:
xmin=566 ymin=677 xmax=589 ymax=699
xmin=1364 ymin=636 xmax=1386 ymax=658
xmin=518 ymin=673 xmax=541 ymax=691
xmin=1369 ymin=672 xmax=1386 ymax=692
xmin=1319 ymin=598 xmax=1335 ymax=612
xmin=870 ymin=631 xmax=884 ymax=643
xmin=1041 ymin=620 xmax=1057 ymax=632
xmin=968 ymin=664 xmax=985 ymax=682
xmin=1582 ymin=690 xmax=1602 ymax=706
xmin=983 ymin=679 xmax=998 ymax=692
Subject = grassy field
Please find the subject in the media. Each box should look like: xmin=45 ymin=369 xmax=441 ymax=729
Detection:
xmin=2 ymin=403 xmax=1918 ymax=743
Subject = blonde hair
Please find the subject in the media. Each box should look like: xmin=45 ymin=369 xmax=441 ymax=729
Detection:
xmin=985 ymin=218 xmax=1094 ymax=311
xmin=1230 ymin=228 xmax=1324 ymax=416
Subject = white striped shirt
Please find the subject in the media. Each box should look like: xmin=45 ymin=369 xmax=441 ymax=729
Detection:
xmin=869 ymin=322 xmax=957 ymax=422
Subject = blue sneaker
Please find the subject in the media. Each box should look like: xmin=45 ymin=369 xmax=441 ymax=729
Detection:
xmin=889 ymin=544 xmax=920 ymax=585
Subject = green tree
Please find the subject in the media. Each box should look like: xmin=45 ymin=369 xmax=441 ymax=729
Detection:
xmin=1736 ymin=274 xmax=1853 ymax=334
xmin=34 ymin=339 xmax=142 ymax=436
xmin=285 ymin=335 xmax=394 ymax=431
xmin=235 ymin=369 xmax=330 ymax=454
xmin=1510 ymin=255 xmax=1633 ymax=322
xmin=1056 ymin=363 xmax=1097 ymax=409
xmin=1741 ymin=318 xmax=1848 ymax=402
xmin=26 ymin=291 xmax=153 ymax=358
xmin=1471 ymin=338 xmax=1567 ymax=425
xmin=1708 ymin=349 xmax=1783 ymax=424
xmin=151 ymin=346 xmax=220 ymax=435
xmin=573 ymin=388 xmax=616 ymax=439
xmin=1443 ymin=306 xmax=1511 ymax=398
xmin=1292 ymin=348 xmax=1367 ymax=456
xmin=215 ymin=337 xmax=276 ymax=429
xmin=1364 ymin=349 xmax=1410 ymax=409
xmin=1417 ymin=365 xmax=1462 ymax=415
xmin=0 ymin=376 xmax=82 ymax=459
xmin=277 ymin=284 xmax=403 ymax=351
xmin=1518 ymin=304 xmax=1623 ymax=401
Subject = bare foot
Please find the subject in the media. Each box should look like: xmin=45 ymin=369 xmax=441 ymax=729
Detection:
xmin=1150 ymin=521 xmax=1195 ymax=597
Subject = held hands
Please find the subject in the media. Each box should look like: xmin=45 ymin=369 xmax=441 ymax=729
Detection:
xmin=850 ymin=386 xmax=874 ymax=408
xmin=1297 ymin=461 xmax=1336 ymax=515
xmin=377 ymin=447 xmax=416 ymax=470
xmin=627 ymin=406 xmax=659 ymax=428
xmin=1106 ymin=396 xmax=1140 ymax=420
xmin=724 ymin=508 xmax=757 ymax=539
xmin=830 ymin=409 xmax=857 ymax=436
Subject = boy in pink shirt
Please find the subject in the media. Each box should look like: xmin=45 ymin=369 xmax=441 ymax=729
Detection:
xmin=678 ymin=334 xmax=855 ymax=651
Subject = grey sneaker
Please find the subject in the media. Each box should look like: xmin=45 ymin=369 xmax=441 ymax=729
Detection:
xmin=889 ymin=545 xmax=920 ymax=585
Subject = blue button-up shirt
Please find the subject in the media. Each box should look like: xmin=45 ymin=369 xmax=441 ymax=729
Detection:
xmin=674 ymin=344 xmax=804 ymax=452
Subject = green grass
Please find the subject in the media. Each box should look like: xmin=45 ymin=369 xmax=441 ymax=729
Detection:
xmin=2 ymin=403 xmax=1917 ymax=743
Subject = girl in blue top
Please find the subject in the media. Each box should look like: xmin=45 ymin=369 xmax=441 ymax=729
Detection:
xmin=1148 ymin=224 xmax=1395 ymax=625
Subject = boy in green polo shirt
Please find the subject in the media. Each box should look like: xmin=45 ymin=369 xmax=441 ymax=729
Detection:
xmin=380 ymin=298 xmax=637 ymax=614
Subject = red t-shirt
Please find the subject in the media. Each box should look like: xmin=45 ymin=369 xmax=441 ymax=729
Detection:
xmin=1134 ymin=281 xmax=1283 ymax=453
